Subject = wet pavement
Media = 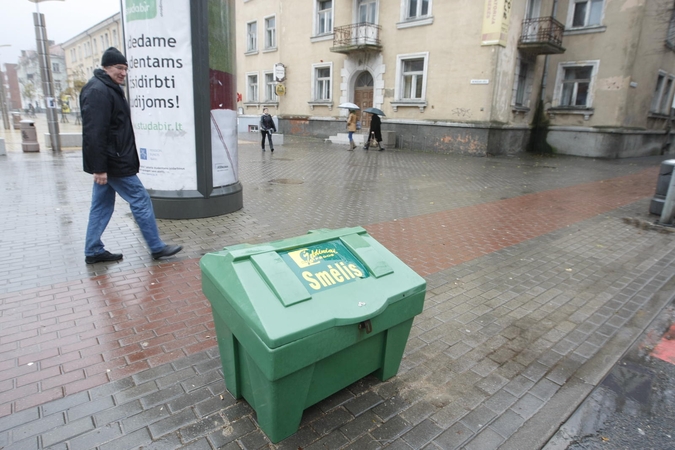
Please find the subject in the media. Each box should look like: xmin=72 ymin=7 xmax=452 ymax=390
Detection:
xmin=1 ymin=114 xmax=675 ymax=449
xmin=546 ymin=302 xmax=675 ymax=450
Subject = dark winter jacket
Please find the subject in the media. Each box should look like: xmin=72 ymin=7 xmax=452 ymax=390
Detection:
xmin=368 ymin=114 xmax=382 ymax=141
xmin=260 ymin=113 xmax=276 ymax=132
xmin=80 ymin=68 xmax=139 ymax=177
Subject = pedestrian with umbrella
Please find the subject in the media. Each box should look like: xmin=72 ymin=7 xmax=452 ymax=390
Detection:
xmin=339 ymin=102 xmax=360 ymax=151
xmin=346 ymin=109 xmax=358 ymax=150
xmin=363 ymin=107 xmax=385 ymax=151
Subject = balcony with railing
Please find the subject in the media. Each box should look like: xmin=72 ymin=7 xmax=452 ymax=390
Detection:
xmin=518 ymin=17 xmax=565 ymax=55
xmin=330 ymin=22 xmax=382 ymax=54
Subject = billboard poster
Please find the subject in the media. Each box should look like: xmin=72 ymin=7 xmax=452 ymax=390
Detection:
xmin=208 ymin=0 xmax=238 ymax=188
xmin=122 ymin=0 xmax=197 ymax=191
xmin=481 ymin=0 xmax=513 ymax=47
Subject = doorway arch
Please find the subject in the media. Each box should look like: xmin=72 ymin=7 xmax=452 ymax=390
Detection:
xmin=354 ymin=71 xmax=374 ymax=130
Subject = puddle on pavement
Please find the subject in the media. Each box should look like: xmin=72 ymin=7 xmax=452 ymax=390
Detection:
xmin=544 ymin=302 xmax=675 ymax=450
xmin=601 ymin=361 xmax=655 ymax=408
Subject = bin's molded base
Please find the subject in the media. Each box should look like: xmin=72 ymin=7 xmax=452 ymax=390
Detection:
xmin=212 ymin=311 xmax=416 ymax=443
xmin=205 ymin=272 xmax=424 ymax=443
xmin=22 ymin=143 xmax=40 ymax=152
xmin=651 ymin=197 xmax=664 ymax=215
xmin=148 ymin=182 xmax=243 ymax=219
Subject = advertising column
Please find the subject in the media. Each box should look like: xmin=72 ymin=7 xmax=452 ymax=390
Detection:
xmin=121 ymin=0 xmax=242 ymax=219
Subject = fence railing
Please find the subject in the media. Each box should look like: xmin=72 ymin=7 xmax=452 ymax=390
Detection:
xmin=332 ymin=22 xmax=382 ymax=49
xmin=518 ymin=16 xmax=565 ymax=49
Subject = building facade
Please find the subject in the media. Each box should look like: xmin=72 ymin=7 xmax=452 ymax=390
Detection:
xmin=5 ymin=64 xmax=22 ymax=111
xmin=61 ymin=13 xmax=122 ymax=109
xmin=236 ymin=0 xmax=675 ymax=158
xmin=15 ymin=45 xmax=68 ymax=112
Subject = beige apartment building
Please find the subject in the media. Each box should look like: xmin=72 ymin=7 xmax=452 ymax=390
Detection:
xmin=61 ymin=13 xmax=122 ymax=108
xmin=236 ymin=0 xmax=675 ymax=158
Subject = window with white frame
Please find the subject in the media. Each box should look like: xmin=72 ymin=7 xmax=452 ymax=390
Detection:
xmin=359 ymin=0 xmax=377 ymax=24
xmin=264 ymin=16 xmax=276 ymax=49
xmin=651 ymin=72 xmax=675 ymax=115
xmin=112 ymin=29 xmax=118 ymax=47
xmin=513 ymin=57 xmax=535 ymax=108
xmin=553 ymin=61 xmax=599 ymax=108
xmin=395 ymin=53 xmax=428 ymax=101
xmin=247 ymin=21 xmax=258 ymax=52
xmin=247 ymin=73 xmax=259 ymax=103
xmin=93 ymin=39 xmax=98 ymax=55
xmin=406 ymin=0 xmax=431 ymax=19
xmin=316 ymin=0 xmax=333 ymax=35
xmin=568 ymin=0 xmax=604 ymax=28
xmin=264 ymin=72 xmax=278 ymax=102
xmin=312 ymin=64 xmax=332 ymax=101
xmin=104 ymin=33 xmax=109 ymax=48
xmin=667 ymin=7 xmax=675 ymax=49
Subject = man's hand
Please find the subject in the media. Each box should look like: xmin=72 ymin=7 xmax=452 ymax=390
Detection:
xmin=93 ymin=173 xmax=108 ymax=185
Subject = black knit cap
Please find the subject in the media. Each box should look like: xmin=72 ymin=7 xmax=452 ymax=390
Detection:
xmin=101 ymin=47 xmax=127 ymax=67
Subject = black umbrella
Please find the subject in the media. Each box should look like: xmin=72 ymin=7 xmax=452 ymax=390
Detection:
xmin=363 ymin=107 xmax=385 ymax=116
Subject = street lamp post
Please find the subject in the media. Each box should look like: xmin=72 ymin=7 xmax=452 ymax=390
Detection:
xmin=0 ymin=44 xmax=10 ymax=130
xmin=29 ymin=0 xmax=63 ymax=152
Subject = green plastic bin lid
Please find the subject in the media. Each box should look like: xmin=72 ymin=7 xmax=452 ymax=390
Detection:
xmin=200 ymin=227 xmax=426 ymax=349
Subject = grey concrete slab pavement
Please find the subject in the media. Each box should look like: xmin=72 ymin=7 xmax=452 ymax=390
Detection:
xmin=0 ymin=119 xmax=674 ymax=449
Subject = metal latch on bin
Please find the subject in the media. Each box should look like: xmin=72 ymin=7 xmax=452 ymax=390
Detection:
xmin=358 ymin=320 xmax=373 ymax=334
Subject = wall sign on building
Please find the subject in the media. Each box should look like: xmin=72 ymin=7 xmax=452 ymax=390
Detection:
xmin=275 ymin=84 xmax=286 ymax=96
xmin=481 ymin=0 xmax=512 ymax=47
xmin=274 ymin=63 xmax=286 ymax=82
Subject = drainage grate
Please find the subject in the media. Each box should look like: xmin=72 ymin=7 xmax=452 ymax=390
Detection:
xmin=269 ymin=178 xmax=304 ymax=185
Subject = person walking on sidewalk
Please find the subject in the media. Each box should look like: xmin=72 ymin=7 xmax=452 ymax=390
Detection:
xmin=260 ymin=107 xmax=276 ymax=152
xmin=80 ymin=47 xmax=183 ymax=264
xmin=363 ymin=112 xmax=384 ymax=151
xmin=346 ymin=109 xmax=357 ymax=150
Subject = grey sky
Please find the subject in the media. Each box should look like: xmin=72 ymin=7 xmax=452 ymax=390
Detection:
xmin=0 ymin=0 xmax=121 ymax=66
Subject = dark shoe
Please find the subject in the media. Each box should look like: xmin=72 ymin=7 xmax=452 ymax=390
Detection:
xmin=271 ymin=148 xmax=274 ymax=152
xmin=379 ymin=147 xmax=385 ymax=151
xmin=85 ymin=251 xmax=123 ymax=264
xmin=152 ymin=245 xmax=183 ymax=260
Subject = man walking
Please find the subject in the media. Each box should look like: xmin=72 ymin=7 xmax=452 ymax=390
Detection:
xmin=81 ymin=47 xmax=182 ymax=264
xmin=260 ymin=107 xmax=276 ymax=152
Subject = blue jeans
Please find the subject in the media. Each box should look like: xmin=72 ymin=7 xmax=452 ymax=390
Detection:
xmin=85 ymin=175 xmax=165 ymax=256
xmin=348 ymin=131 xmax=354 ymax=142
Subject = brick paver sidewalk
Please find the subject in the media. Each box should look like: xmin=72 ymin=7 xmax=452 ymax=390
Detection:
xmin=0 ymin=134 xmax=673 ymax=449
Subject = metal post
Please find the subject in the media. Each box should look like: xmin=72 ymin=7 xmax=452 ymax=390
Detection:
xmin=0 ymin=67 xmax=9 ymax=130
xmin=33 ymin=12 xmax=60 ymax=152
xmin=0 ymin=45 xmax=10 ymax=130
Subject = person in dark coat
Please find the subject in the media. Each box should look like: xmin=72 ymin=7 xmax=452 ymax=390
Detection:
xmin=81 ymin=47 xmax=182 ymax=264
xmin=363 ymin=112 xmax=384 ymax=151
xmin=260 ymin=107 xmax=276 ymax=151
